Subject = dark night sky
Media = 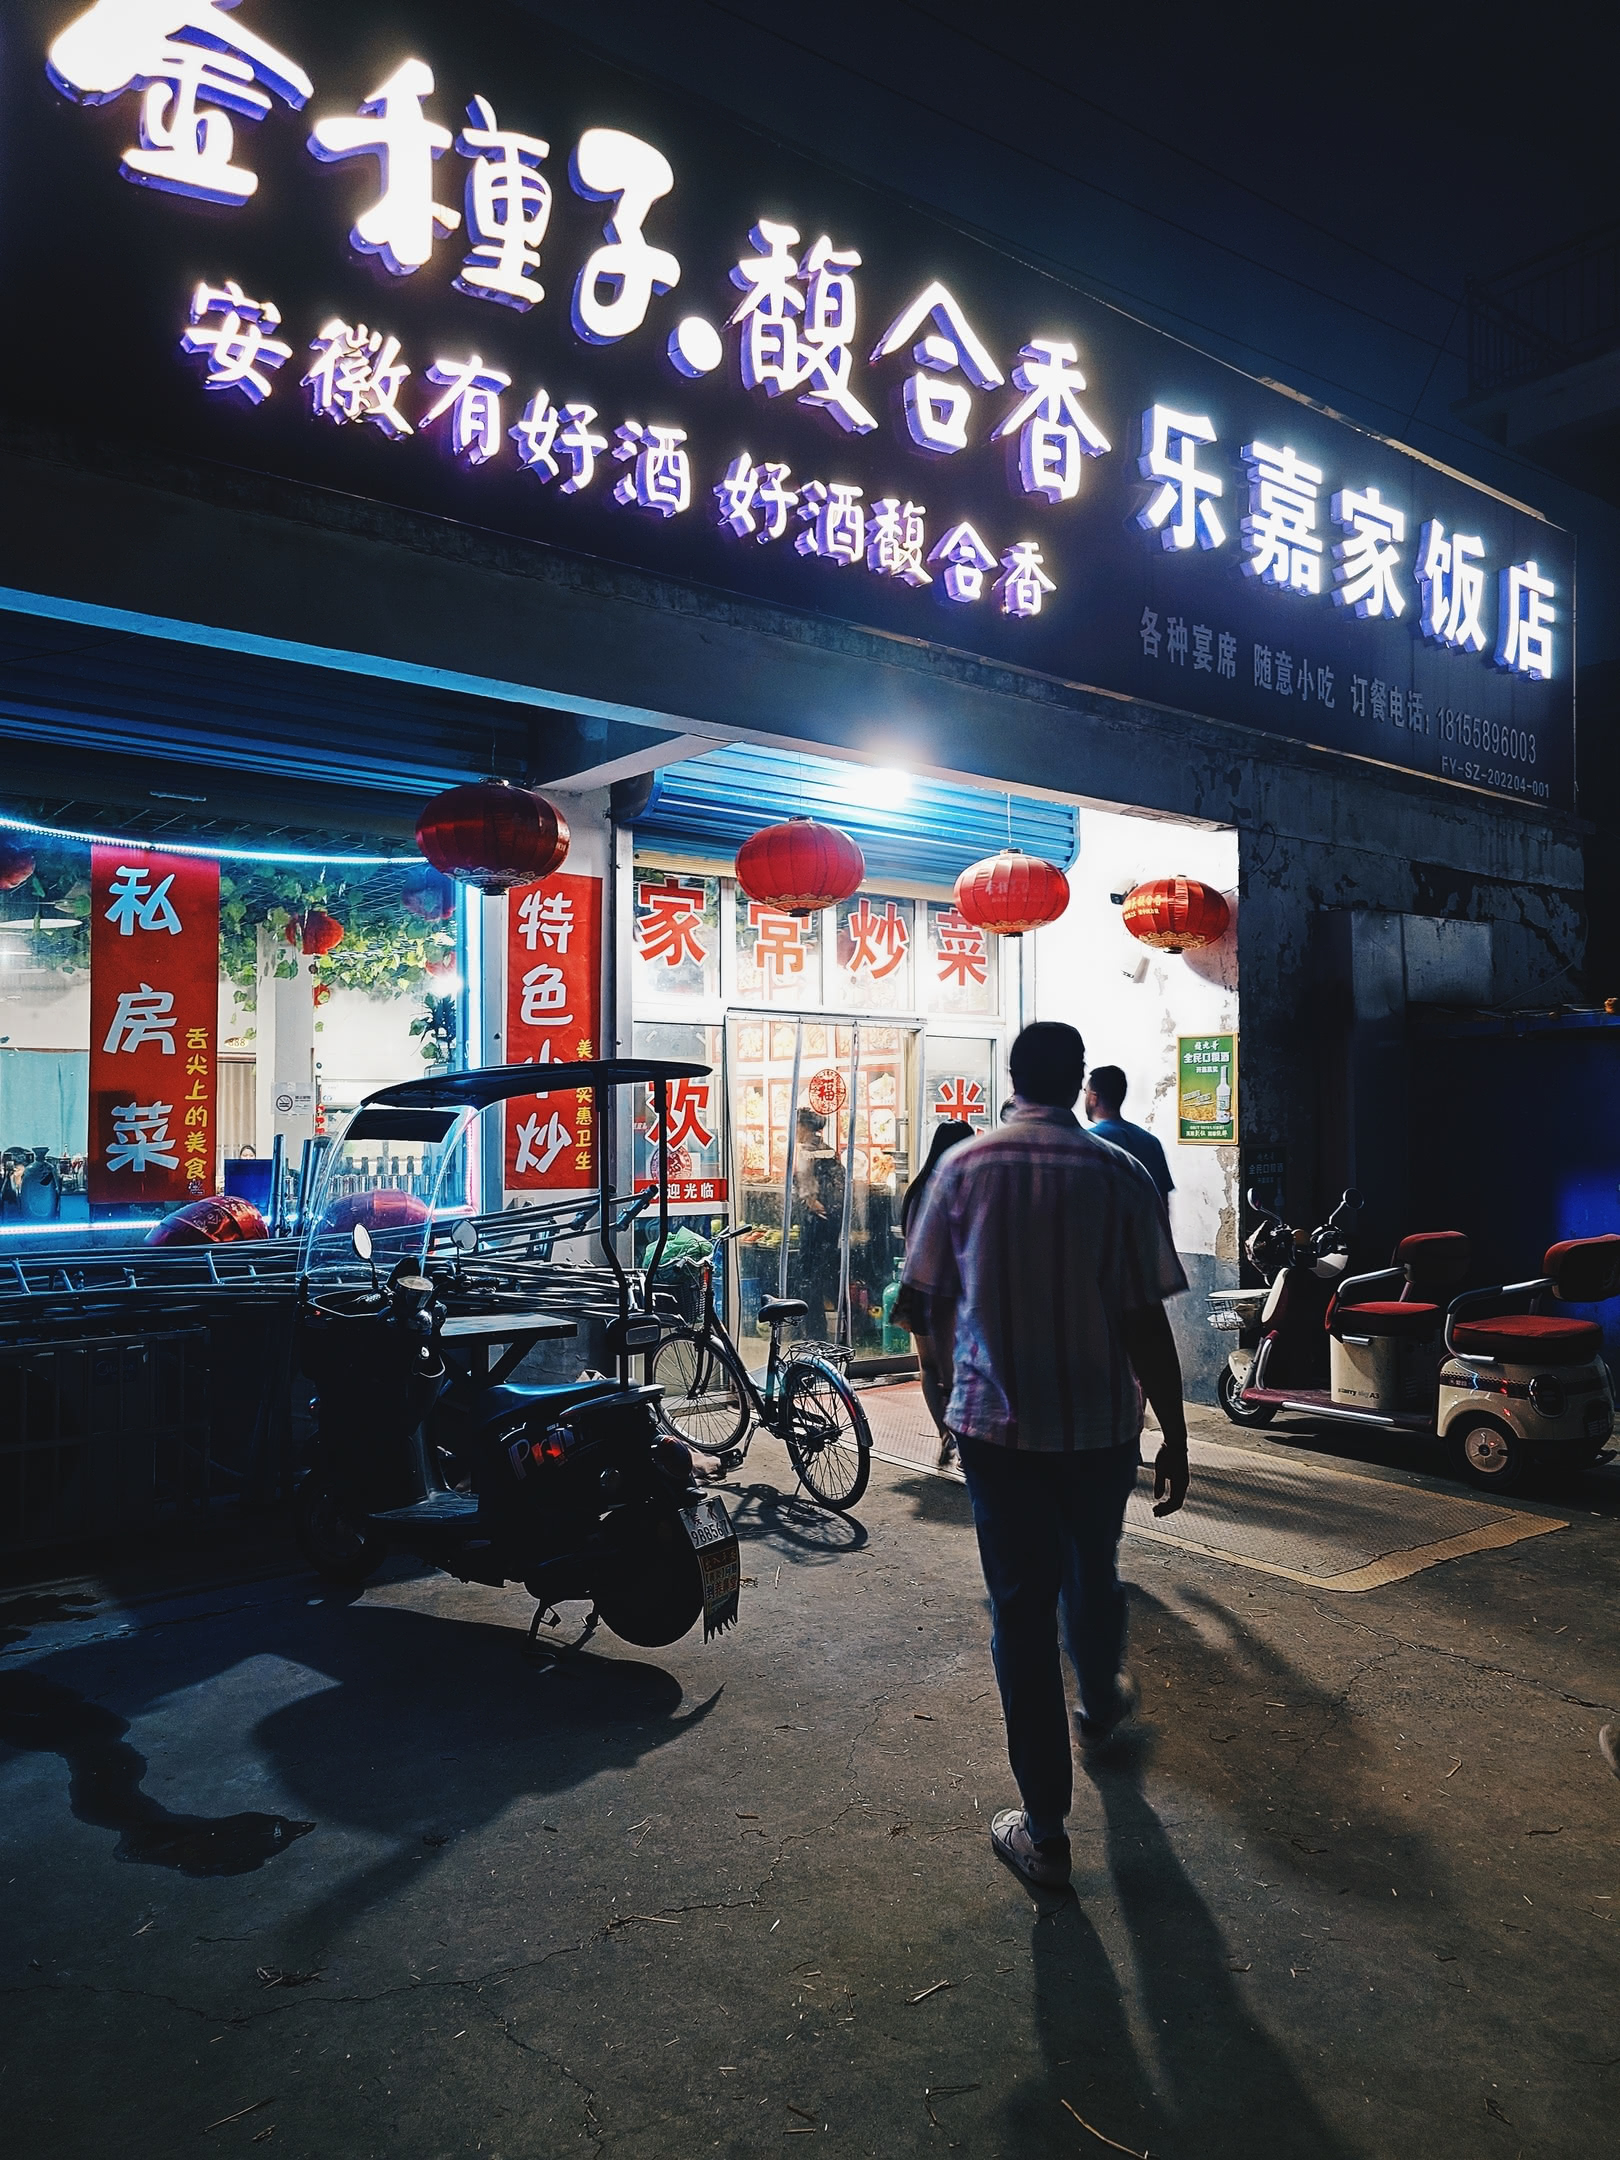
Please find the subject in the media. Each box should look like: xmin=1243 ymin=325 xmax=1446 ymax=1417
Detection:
xmin=519 ymin=0 xmax=1620 ymax=658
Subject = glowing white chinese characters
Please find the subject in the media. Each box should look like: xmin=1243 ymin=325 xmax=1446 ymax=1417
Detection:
xmin=517 ymin=889 xmax=575 ymax=951
xmin=422 ymin=355 xmax=511 ymax=464
xmin=613 ymin=422 xmax=691 ymax=517
xmin=48 ymin=0 xmax=313 ymax=205
xmin=570 ymin=129 xmax=680 ymax=344
xmin=1137 ymin=407 xmax=1225 ymax=551
xmin=1496 ymin=562 xmax=1555 ymax=681
xmin=513 ymin=1108 xmax=570 ymax=1175
xmin=869 ymin=283 xmax=1004 ymax=455
xmin=1331 ymin=487 xmax=1406 ymax=620
xmin=714 ymin=453 xmax=799 ymax=542
xmin=1240 ymin=441 xmax=1323 ymax=596
xmin=866 ymin=499 xmax=931 ymax=586
xmin=103 ymin=985 xmax=177 ymax=1055
xmin=728 ymin=223 xmax=877 ymax=434
xmin=1417 ymin=521 xmax=1488 ymax=653
xmin=180 ymin=279 xmax=291 ymax=402
xmin=991 ymin=341 xmax=1110 ymax=503
xmin=308 ymin=58 xmax=460 ymax=278
xmin=927 ymin=523 xmax=997 ymax=603
xmin=107 ymin=1101 xmax=179 ymax=1174
xmin=303 ymin=320 xmax=413 ymax=436
xmin=454 ymin=96 xmax=551 ymax=310
xmin=993 ymin=542 xmax=1055 ymax=619
xmin=519 ymin=964 xmax=571 ymax=1026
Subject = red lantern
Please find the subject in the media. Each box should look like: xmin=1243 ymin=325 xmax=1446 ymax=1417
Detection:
xmin=0 ymin=840 xmax=36 ymax=891
xmin=954 ymin=850 xmax=1070 ymax=937
xmin=1121 ymin=877 xmax=1230 ymax=952
xmin=146 ymin=1195 xmax=268 ymax=1246
xmin=285 ymin=907 xmax=344 ymax=957
xmin=402 ymin=867 xmax=456 ymax=921
xmin=323 ymin=1190 xmax=431 ymax=1233
xmin=734 ymin=817 xmax=864 ymax=917
xmin=416 ymin=778 xmax=570 ymax=895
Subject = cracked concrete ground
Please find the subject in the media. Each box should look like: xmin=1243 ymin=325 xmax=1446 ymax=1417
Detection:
xmin=2 ymin=1414 xmax=1619 ymax=2159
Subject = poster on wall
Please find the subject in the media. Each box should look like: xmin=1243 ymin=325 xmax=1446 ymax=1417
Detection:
xmin=87 ymin=844 xmax=219 ymax=1208
xmin=1178 ymin=1034 xmax=1238 ymax=1145
xmin=504 ymin=871 xmax=602 ymax=1191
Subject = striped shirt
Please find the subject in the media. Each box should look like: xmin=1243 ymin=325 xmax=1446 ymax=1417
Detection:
xmin=900 ymin=1102 xmax=1187 ymax=1451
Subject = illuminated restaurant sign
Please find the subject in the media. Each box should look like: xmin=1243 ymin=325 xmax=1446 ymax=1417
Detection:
xmin=10 ymin=1 xmax=1575 ymax=808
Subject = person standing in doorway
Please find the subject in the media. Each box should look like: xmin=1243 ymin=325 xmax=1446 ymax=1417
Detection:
xmin=791 ymin=1105 xmax=845 ymax=1341
xmin=1084 ymin=1064 xmax=1175 ymax=1211
xmin=898 ymin=1119 xmax=977 ymax=1463
xmin=901 ymin=1023 xmax=1191 ymax=1893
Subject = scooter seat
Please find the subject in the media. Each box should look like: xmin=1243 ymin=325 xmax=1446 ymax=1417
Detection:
xmin=1330 ymin=1300 xmax=1442 ymax=1340
xmin=467 ymin=1378 xmax=623 ymax=1427
xmin=1451 ymin=1314 xmax=1604 ymax=1365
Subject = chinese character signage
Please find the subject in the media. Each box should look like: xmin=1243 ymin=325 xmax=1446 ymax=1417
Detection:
xmin=504 ymin=870 xmax=601 ymax=1190
xmin=1178 ymin=1034 xmax=1237 ymax=1146
xmin=631 ymin=871 xmax=719 ymax=1005
xmin=832 ymin=892 xmax=912 ymax=1011
xmin=924 ymin=902 xmax=996 ymax=1016
xmin=9 ymin=0 xmax=1575 ymax=810
xmin=87 ymin=843 xmax=219 ymax=1207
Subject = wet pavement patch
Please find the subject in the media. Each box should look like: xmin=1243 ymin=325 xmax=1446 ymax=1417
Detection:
xmin=0 ymin=1671 xmax=313 ymax=1876
xmin=0 ymin=1591 xmax=99 ymax=1651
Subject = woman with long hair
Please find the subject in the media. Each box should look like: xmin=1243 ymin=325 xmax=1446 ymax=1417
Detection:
xmin=899 ymin=1119 xmax=976 ymax=1459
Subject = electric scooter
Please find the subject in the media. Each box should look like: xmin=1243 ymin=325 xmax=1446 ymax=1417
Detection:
xmin=1206 ymin=1189 xmax=1360 ymax=1424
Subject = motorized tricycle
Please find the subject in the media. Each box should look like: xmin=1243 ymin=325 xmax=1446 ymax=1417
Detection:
xmin=1210 ymin=1192 xmax=1619 ymax=1490
xmin=293 ymin=1058 xmax=741 ymax=1651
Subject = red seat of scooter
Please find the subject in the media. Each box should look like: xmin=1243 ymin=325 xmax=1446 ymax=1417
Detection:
xmin=1450 ymin=1314 xmax=1604 ymax=1365
xmin=1330 ymin=1300 xmax=1442 ymax=1340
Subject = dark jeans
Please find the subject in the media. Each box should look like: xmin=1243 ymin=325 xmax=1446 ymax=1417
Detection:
xmin=956 ymin=1435 xmax=1140 ymax=1846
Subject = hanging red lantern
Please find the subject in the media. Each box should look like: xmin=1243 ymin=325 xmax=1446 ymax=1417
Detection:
xmin=954 ymin=849 xmax=1070 ymax=937
xmin=1121 ymin=876 xmax=1230 ymax=952
xmin=402 ymin=866 xmax=456 ymax=921
xmin=284 ymin=907 xmax=345 ymax=957
xmin=146 ymin=1195 xmax=268 ymax=1246
xmin=416 ymin=777 xmax=570 ymax=895
xmin=0 ymin=840 xmax=36 ymax=891
xmin=734 ymin=817 xmax=864 ymax=917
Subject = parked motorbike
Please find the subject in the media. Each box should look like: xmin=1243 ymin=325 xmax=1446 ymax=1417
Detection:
xmin=1206 ymin=1188 xmax=1361 ymax=1424
xmin=1210 ymin=1189 xmax=1620 ymax=1490
xmin=292 ymin=1057 xmax=742 ymax=1651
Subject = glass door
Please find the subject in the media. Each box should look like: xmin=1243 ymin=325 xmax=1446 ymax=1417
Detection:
xmin=724 ymin=1014 xmax=921 ymax=1359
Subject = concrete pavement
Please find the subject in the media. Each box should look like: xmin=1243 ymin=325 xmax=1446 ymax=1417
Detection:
xmin=2 ymin=1415 xmax=1618 ymax=2159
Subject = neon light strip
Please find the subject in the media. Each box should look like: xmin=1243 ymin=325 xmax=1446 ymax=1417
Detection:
xmin=0 ymin=810 xmax=422 ymax=868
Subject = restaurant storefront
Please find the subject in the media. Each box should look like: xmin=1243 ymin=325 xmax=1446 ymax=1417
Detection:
xmin=0 ymin=0 xmax=1587 ymax=1400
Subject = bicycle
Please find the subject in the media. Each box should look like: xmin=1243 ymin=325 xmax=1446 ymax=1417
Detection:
xmin=646 ymin=1226 xmax=872 ymax=1511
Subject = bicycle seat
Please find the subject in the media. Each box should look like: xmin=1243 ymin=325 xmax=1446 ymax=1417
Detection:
xmin=758 ymin=1297 xmax=809 ymax=1322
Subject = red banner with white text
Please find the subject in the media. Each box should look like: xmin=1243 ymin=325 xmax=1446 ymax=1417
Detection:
xmin=88 ymin=845 xmax=220 ymax=1209
xmin=504 ymin=871 xmax=603 ymax=1191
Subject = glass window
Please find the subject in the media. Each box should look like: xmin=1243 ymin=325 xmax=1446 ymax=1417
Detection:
xmin=830 ymin=892 xmax=914 ymax=1011
xmin=923 ymin=900 xmax=998 ymax=1017
xmin=734 ymin=897 xmax=822 ymax=1005
xmin=631 ymin=868 xmax=720 ymax=1007
xmin=630 ymin=1021 xmax=726 ymax=1210
xmin=924 ymin=1036 xmax=998 ymax=1138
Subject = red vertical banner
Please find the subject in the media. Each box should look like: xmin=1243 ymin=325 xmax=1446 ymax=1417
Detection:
xmin=88 ymin=845 xmax=220 ymax=1209
xmin=504 ymin=871 xmax=603 ymax=1192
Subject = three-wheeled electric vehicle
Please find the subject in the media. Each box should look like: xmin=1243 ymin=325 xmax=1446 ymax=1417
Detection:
xmin=293 ymin=1058 xmax=742 ymax=1650
xmin=1211 ymin=1198 xmax=1620 ymax=1490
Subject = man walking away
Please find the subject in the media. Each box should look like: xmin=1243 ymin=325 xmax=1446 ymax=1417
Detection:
xmin=901 ymin=1023 xmax=1191 ymax=1893
xmin=1084 ymin=1064 xmax=1175 ymax=1210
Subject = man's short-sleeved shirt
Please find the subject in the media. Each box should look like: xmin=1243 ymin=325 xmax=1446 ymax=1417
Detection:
xmin=901 ymin=1102 xmax=1187 ymax=1451
xmin=1088 ymin=1115 xmax=1175 ymax=1206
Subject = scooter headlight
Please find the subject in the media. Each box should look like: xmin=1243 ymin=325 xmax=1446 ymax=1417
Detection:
xmin=1528 ymin=1374 xmax=1565 ymax=1418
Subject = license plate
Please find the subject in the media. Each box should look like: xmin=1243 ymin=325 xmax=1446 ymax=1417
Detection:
xmin=682 ymin=1497 xmax=732 ymax=1550
xmin=681 ymin=1497 xmax=740 ymax=1637
xmin=1585 ymin=1400 xmax=1612 ymax=1434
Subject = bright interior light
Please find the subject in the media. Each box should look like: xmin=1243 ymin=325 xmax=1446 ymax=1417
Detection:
xmin=847 ymin=766 xmax=912 ymax=811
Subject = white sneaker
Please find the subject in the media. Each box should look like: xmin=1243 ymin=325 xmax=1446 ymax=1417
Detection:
xmin=990 ymin=1809 xmax=1071 ymax=1890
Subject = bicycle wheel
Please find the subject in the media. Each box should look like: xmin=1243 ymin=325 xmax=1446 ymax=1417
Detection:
xmin=782 ymin=1357 xmax=871 ymax=1510
xmin=648 ymin=1327 xmax=752 ymax=1454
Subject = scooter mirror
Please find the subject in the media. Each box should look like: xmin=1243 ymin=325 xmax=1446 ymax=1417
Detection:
xmin=452 ymin=1219 xmax=478 ymax=1254
xmin=1342 ymin=1189 xmax=1362 ymax=1210
xmin=352 ymin=1223 xmax=373 ymax=1263
xmin=1246 ymin=1187 xmax=1277 ymax=1214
